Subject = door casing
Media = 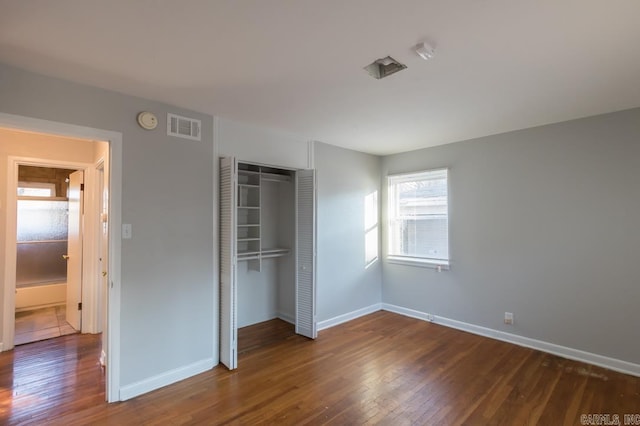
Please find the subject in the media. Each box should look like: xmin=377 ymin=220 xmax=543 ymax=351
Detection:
xmin=0 ymin=111 xmax=123 ymax=403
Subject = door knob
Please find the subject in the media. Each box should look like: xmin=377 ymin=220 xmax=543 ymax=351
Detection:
xmin=62 ymin=254 xmax=70 ymax=260
xmin=102 ymin=271 xmax=107 ymax=277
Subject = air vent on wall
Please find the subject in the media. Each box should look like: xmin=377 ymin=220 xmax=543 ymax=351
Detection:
xmin=167 ymin=113 xmax=201 ymax=141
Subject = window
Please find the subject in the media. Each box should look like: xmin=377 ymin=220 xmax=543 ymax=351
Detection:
xmin=16 ymin=199 xmax=68 ymax=287
xmin=364 ymin=191 xmax=378 ymax=266
xmin=388 ymin=169 xmax=449 ymax=267
xmin=17 ymin=181 xmax=56 ymax=198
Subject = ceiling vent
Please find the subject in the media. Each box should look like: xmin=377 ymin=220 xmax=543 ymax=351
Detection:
xmin=167 ymin=113 xmax=201 ymax=141
xmin=364 ymin=56 xmax=407 ymax=80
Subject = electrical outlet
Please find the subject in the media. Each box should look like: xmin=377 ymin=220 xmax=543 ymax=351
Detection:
xmin=504 ymin=312 xmax=514 ymax=325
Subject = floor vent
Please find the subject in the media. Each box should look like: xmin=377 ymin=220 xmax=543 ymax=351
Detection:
xmin=167 ymin=113 xmax=201 ymax=141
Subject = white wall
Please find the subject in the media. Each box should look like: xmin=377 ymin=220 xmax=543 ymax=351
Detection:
xmin=217 ymin=117 xmax=310 ymax=170
xmin=236 ymin=261 xmax=279 ymax=327
xmin=315 ymin=142 xmax=382 ymax=323
xmin=0 ymin=63 xmax=215 ymax=395
xmin=381 ymin=108 xmax=640 ymax=367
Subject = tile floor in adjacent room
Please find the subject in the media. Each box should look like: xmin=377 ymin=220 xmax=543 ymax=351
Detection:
xmin=14 ymin=305 xmax=78 ymax=346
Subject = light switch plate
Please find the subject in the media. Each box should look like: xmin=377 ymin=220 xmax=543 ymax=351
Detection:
xmin=122 ymin=224 xmax=132 ymax=239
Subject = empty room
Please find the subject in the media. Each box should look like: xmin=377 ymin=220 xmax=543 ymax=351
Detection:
xmin=0 ymin=1 xmax=639 ymax=425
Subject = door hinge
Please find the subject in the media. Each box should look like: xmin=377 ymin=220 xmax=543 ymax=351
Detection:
xmin=78 ymin=302 xmax=82 ymax=311
xmin=80 ymin=183 xmax=84 ymax=191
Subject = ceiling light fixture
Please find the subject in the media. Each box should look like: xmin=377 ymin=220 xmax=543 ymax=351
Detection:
xmin=415 ymin=42 xmax=436 ymax=61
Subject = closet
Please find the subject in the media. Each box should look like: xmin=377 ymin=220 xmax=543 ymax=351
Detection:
xmin=219 ymin=157 xmax=316 ymax=370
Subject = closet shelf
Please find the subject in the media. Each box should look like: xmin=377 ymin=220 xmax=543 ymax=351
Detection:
xmin=238 ymin=183 xmax=260 ymax=188
xmin=238 ymin=255 xmax=260 ymax=261
xmin=261 ymin=248 xmax=290 ymax=259
xmin=237 ymin=206 xmax=260 ymax=209
xmin=237 ymin=224 xmax=260 ymax=227
xmin=238 ymin=238 xmax=260 ymax=242
xmin=236 ymin=247 xmax=290 ymax=261
xmin=261 ymin=172 xmax=291 ymax=183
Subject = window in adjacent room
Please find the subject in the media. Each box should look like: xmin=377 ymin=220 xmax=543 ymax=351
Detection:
xmin=17 ymin=181 xmax=56 ymax=198
xmin=387 ymin=168 xmax=449 ymax=267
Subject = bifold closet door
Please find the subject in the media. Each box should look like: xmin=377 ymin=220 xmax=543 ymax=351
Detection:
xmin=295 ymin=169 xmax=317 ymax=339
xmin=220 ymin=157 xmax=238 ymax=369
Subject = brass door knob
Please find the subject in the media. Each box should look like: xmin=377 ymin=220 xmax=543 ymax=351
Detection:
xmin=62 ymin=254 xmax=70 ymax=260
xmin=102 ymin=271 xmax=107 ymax=277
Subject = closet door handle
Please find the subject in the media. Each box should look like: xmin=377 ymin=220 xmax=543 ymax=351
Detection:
xmin=62 ymin=254 xmax=70 ymax=260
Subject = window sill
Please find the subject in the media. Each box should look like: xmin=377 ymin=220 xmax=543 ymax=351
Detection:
xmin=386 ymin=256 xmax=450 ymax=271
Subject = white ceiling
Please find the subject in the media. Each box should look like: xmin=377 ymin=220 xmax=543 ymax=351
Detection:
xmin=1 ymin=1 xmax=639 ymax=155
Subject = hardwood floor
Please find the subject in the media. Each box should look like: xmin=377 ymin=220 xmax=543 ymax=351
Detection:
xmin=238 ymin=318 xmax=295 ymax=355
xmin=1 ymin=311 xmax=639 ymax=425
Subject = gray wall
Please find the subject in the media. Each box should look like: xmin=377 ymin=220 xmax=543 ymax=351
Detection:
xmin=382 ymin=108 xmax=640 ymax=364
xmin=315 ymin=142 xmax=382 ymax=322
xmin=0 ymin=63 xmax=215 ymax=386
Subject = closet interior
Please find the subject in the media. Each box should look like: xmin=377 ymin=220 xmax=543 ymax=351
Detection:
xmin=220 ymin=157 xmax=316 ymax=370
xmin=236 ymin=163 xmax=296 ymax=346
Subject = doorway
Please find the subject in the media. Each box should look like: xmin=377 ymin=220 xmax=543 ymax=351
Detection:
xmin=0 ymin=114 xmax=122 ymax=402
xmin=5 ymin=152 xmax=104 ymax=346
xmin=14 ymin=165 xmax=82 ymax=345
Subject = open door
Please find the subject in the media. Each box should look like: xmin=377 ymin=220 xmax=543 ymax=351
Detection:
xmin=219 ymin=157 xmax=238 ymax=369
xmin=98 ymin=162 xmax=109 ymax=368
xmin=65 ymin=170 xmax=84 ymax=331
xmin=295 ymin=169 xmax=317 ymax=339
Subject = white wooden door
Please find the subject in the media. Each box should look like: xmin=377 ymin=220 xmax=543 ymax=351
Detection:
xmin=220 ymin=157 xmax=238 ymax=369
xmin=66 ymin=170 xmax=84 ymax=331
xmin=295 ymin=169 xmax=317 ymax=339
xmin=98 ymin=164 xmax=109 ymax=367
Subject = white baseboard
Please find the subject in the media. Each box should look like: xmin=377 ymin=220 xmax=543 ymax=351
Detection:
xmin=277 ymin=311 xmax=295 ymax=325
xmin=382 ymin=303 xmax=640 ymax=378
xmin=318 ymin=303 xmax=382 ymax=331
xmin=119 ymin=357 xmax=216 ymax=401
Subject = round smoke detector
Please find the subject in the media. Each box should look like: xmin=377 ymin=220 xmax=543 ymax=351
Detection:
xmin=137 ymin=111 xmax=158 ymax=130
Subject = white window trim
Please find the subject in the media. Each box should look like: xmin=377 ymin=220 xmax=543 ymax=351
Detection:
xmin=387 ymin=168 xmax=450 ymax=270
xmin=364 ymin=190 xmax=379 ymax=267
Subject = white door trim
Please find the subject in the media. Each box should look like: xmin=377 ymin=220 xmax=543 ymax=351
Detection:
xmin=0 ymin=112 xmax=122 ymax=403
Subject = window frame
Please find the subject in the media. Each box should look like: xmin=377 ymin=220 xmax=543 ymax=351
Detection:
xmin=387 ymin=168 xmax=450 ymax=269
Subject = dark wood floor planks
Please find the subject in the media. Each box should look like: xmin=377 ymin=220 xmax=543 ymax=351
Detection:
xmin=1 ymin=311 xmax=638 ymax=425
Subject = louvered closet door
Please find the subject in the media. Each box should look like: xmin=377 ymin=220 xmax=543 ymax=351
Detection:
xmin=220 ymin=157 xmax=238 ymax=369
xmin=296 ymin=169 xmax=317 ymax=339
